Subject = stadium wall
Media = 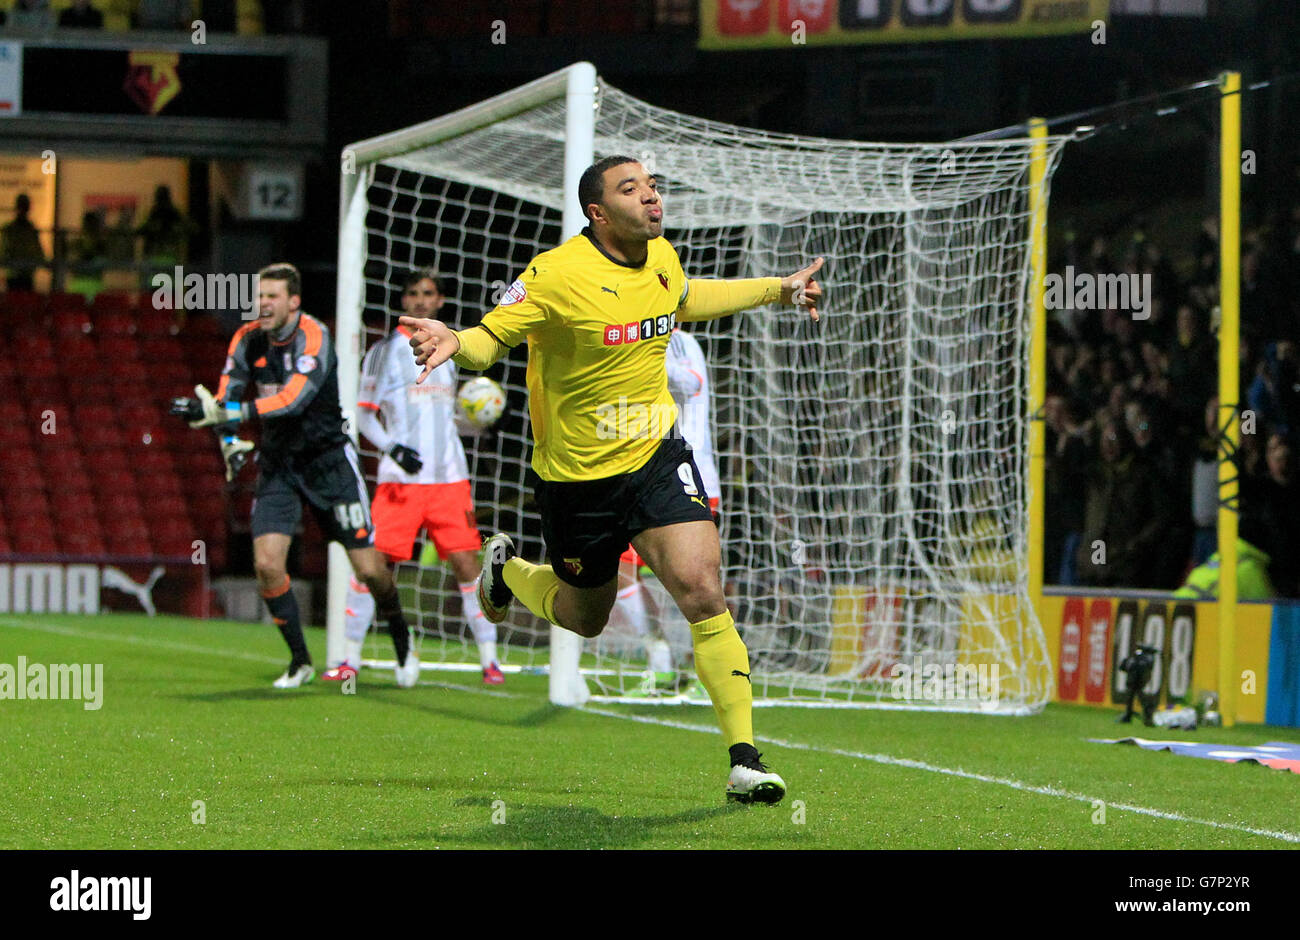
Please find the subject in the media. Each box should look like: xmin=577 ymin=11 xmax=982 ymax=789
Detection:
xmin=1040 ymin=590 xmax=1300 ymax=727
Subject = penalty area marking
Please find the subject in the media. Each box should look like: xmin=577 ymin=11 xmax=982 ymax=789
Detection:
xmin=578 ymin=705 xmax=1300 ymax=845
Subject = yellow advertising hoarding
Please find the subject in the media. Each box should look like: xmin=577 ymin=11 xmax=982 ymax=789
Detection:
xmin=699 ymin=0 xmax=1110 ymax=50
xmin=1040 ymin=593 xmax=1273 ymax=724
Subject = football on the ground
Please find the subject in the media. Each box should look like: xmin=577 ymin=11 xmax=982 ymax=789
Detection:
xmin=456 ymin=377 xmax=506 ymax=428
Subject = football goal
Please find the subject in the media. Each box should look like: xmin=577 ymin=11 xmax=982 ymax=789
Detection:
xmin=333 ymin=61 xmax=1067 ymax=714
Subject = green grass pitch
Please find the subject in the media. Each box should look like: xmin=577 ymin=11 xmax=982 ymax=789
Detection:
xmin=1 ymin=613 xmax=1297 ymax=850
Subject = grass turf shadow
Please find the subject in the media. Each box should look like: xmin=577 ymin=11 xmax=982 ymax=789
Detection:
xmin=416 ymin=798 xmax=747 ymax=849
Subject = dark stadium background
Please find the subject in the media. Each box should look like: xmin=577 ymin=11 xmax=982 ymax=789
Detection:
xmin=3 ymin=0 xmax=1299 ymax=620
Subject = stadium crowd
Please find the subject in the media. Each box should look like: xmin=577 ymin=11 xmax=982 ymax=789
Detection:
xmin=0 ymin=0 xmax=304 ymax=33
xmin=1043 ymin=207 xmax=1300 ymax=597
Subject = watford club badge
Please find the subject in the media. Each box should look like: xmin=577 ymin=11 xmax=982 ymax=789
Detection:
xmin=124 ymin=51 xmax=182 ymax=115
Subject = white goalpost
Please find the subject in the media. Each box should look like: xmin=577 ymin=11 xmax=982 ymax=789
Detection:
xmin=332 ymin=61 xmax=1067 ymax=714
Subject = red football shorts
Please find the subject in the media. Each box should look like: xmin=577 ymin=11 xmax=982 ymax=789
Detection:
xmin=372 ymin=480 xmax=481 ymax=563
xmin=620 ymin=496 xmax=719 ymax=568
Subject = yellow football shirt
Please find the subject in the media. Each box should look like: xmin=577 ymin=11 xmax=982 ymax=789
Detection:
xmin=477 ymin=228 xmax=688 ymax=482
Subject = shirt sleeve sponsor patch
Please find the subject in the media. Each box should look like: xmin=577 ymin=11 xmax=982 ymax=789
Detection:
xmin=296 ymin=354 xmax=318 ymax=374
xmin=500 ymin=279 xmax=527 ymax=306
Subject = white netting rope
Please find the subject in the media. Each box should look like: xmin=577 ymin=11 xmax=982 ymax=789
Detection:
xmin=350 ymin=79 xmax=1067 ymax=712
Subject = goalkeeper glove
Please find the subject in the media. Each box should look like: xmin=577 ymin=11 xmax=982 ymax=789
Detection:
xmin=389 ymin=443 xmax=423 ymax=475
xmin=220 ymin=436 xmax=255 ymax=482
xmin=171 ymin=385 xmax=247 ymax=430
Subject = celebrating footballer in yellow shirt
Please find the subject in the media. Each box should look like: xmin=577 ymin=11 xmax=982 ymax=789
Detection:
xmin=400 ymin=155 xmax=823 ymax=804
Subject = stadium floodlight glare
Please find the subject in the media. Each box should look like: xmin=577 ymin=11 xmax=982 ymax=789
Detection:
xmin=334 ymin=61 xmax=1068 ymax=714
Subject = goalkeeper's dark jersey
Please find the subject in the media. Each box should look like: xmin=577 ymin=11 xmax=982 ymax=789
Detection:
xmin=216 ymin=312 xmax=346 ymax=466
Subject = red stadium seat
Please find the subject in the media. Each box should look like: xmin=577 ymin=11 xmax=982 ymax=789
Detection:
xmin=153 ymin=358 xmax=196 ymax=387
xmin=106 ymin=533 xmax=152 ymax=558
xmin=152 ymin=516 xmax=199 ymax=556
xmin=94 ymin=493 xmax=143 ymax=526
xmin=139 ymin=335 xmax=184 ymax=362
xmin=132 ymin=448 xmax=176 ymax=477
xmin=94 ymin=311 xmax=138 ymax=337
xmin=78 ymin=424 xmax=124 ymax=451
xmin=183 ymin=314 xmax=224 ymax=340
xmin=52 ymin=309 xmax=93 ymax=337
xmin=98 ymin=334 xmax=141 ymax=361
xmin=147 ymin=473 xmax=186 ymax=498
xmin=12 ymin=333 xmax=56 ymax=359
xmin=48 ymin=291 xmax=88 ymax=314
xmin=13 ymin=527 xmax=59 ymax=556
xmin=138 ymin=307 xmax=179 ymax=336
xmin=56 ymin=334 xmax=97 ymax=368
xmin=90 ymin=468 xmax=136 ymax=496
xmin=4 ymin=448 xmax=42 ymax=475
xmin=1 ymin=291 xmax=46 ymax=317
xmin=148 ymin=494 xmax=190 ymax=519
xmin=74 ymin=403 xmax=119 ymax=427
xmin=59 ymin=528 xmax=108 ymax=558
xmin=22 ymin=396 xmax=68 ymax=428
xmin=0 ymin=424 xmax=34 ymax=451
xmin=90 ymin=291 xmax=137 ymax=316
xmin=105 ymin=359 xmax=149 ymax=385
xmin=5 ymin=489 xmax=52 ymax=522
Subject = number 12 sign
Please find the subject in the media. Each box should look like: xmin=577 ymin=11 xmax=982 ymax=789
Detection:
xmin=246 ymin=163 xmax=301 ymax=220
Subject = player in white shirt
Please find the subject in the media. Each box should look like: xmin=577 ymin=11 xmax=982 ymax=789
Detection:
xmin=616 ymin=327 xmax=719 ymax=691
xmin=325 ymin=269 xmax=503 ymax=686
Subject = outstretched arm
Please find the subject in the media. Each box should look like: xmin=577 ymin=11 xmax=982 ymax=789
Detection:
xmin=678 ymin=256 xmax=824 ymax=323
xmin=398 ymin=318 xmax=508 ymax=383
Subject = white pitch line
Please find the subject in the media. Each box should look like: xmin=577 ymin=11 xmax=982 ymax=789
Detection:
xmin=7 ymin=617 xmax=1297 ymax=844
xmin=578 ymin=705 xmax=1300 ymax=845
xmin=0 ymin=617 xmax=284 ymax=667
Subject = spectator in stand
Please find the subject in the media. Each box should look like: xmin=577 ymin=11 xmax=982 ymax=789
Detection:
xmin=1166 ymin=304 xmax=1216 ymax=439
xmin=1 ymin=194 xmax=47 ymax=291
xmin=1247 ymin=340 xmax=1300 ymax=438
xmin=1076 ymin=415 xmax=1173 ymax=589
xmin=58 ymin=0 xmax=103 ymax=28
xmin=1189 ymin=397 xmax=1219 ymax=567
xmin=1044 ymin=393 xmax=1089 ymax=585
xmin=1240 ymin=431 xmax=1300 ymax=597
xmin=135 ymin=0 xmax=191 ymax=30
xmin=1126 ymin=397 xmax=1190 ymax=587
xmin=9 ymin=0 xmax=53 ymax=29
xmin=138 ymin=185 xmax=194 ymax=266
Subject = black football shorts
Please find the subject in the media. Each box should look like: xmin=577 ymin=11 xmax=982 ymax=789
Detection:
xmin=250 ymin=442 xmax=376 ymax=550
xmin=534 ymin=429 xmax=715 ymax=588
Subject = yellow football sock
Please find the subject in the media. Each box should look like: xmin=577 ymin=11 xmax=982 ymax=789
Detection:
xmin=502 ymin=558 xmax=559 ymax=623
xmin=691 ymin=610 xmax=753 ymax=748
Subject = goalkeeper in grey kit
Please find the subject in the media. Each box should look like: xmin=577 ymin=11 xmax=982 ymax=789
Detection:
xmin=173 ymin=262 xmax=421 ymax=689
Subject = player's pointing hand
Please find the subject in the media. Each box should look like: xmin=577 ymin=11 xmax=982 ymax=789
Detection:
xmin=398 ymin=316 xmax=462 ymax=383
xmin=780 ymin=256 xmax=825 ymax=322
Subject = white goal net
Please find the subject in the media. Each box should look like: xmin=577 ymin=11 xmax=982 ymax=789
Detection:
xmin=334 ymin=63 xmax=1067 ymax=713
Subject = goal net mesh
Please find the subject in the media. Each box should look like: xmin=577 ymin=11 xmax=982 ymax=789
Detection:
xmin=346 ymin=79 xmax=1067 ymax=713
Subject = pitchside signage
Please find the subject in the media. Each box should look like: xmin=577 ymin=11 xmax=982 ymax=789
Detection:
xmin=0 ymin=562 xmax=203 ymax=617
xmin=1055 ymin=595 xmax=1195 ymax=707
xmin=699 ymin=0 xmax=1110 ymax=49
